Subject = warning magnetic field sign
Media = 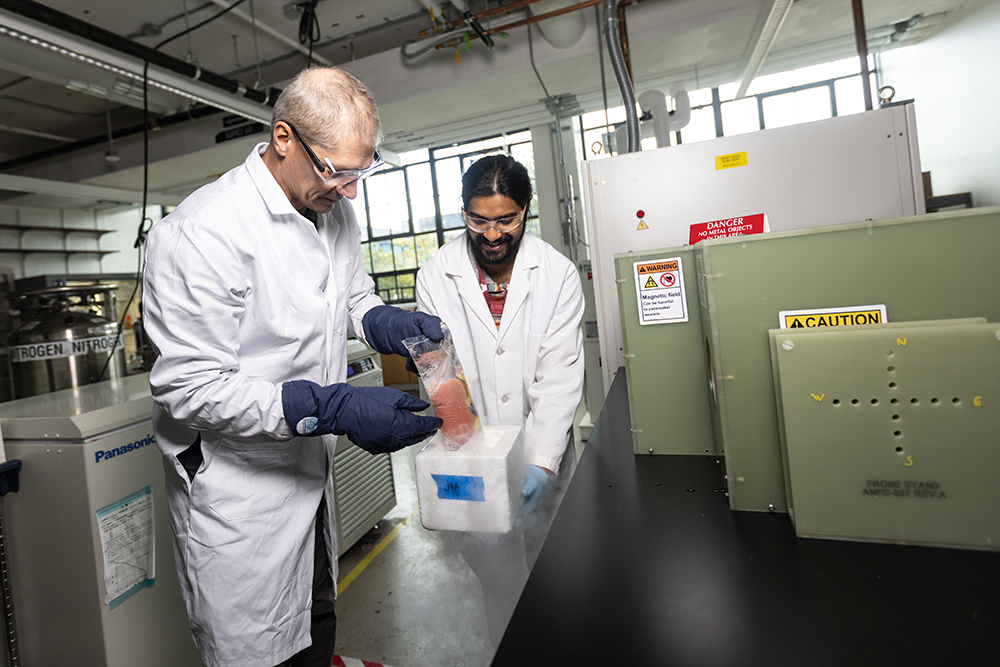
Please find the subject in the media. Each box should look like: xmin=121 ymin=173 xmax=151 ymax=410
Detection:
xmin=633 ymin=257 xmax=688 ymax=325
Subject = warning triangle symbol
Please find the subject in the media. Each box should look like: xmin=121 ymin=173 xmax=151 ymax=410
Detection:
xmin=644 ymin=276 xmax=657 ymax=288
xmin=637 ymin=219 xmax=649 ymax=230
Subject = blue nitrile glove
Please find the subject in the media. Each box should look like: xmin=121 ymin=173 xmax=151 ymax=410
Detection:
xmin=282 ymin=380 xmax=442 ymax=454
xmin=362 ymin=305 xmax=444 ymax=358
xmin=520 ymin=465 xmax=552 ymax=516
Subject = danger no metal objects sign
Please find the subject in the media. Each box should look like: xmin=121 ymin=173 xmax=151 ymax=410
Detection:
xmin=633 ymin=257 xmax=688 ymax=325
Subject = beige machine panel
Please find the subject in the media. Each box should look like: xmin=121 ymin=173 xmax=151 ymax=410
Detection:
xmin=773 ymin=322 xmax=1000 ymax=550
xmin=698 ymin=207 xmax=1000 ymax=512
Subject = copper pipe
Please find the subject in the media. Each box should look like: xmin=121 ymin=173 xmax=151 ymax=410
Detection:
xmin=484 ymin=0 xmax=604 ymax=36
xmin=440 ymin=0 xmax=550 ymax=32
xmin=618 ymin=0 xmax=653 ymax=85
xmin=851 ymin=0 xmax=874 ymax=111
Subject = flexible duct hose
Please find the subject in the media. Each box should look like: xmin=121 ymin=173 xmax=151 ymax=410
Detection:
xmin=602 ymin=0 xmax=639 ymax=153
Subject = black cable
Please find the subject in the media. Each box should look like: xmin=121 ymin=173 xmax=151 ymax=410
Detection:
xmin=298 ymin=1 xmax=321 ymax=64
xmin=99 ymin=0 xmax=251 ymax=382
xmin=155 ymin=0 xmax=249 ymax=51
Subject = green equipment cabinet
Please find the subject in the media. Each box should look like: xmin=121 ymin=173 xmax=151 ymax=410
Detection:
xmin=772 ymin=320 xmax=1000 ymax=550
xmin=615 ymin=207 xmax=1000 ymax=529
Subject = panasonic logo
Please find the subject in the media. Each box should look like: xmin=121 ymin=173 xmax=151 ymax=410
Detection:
xmin=95 ymin=434 xmax=156 ymax=463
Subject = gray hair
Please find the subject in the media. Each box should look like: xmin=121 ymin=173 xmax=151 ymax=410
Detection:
xmin=271 ymin=66 xmax=382 ymax=152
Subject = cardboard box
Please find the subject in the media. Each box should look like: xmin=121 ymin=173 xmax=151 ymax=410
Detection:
xmin=414 ymin=426 xmax=524 ymax=533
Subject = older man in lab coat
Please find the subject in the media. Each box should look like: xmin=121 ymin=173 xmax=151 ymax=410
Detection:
xmin=415 ymin=154 xmax=585 ymax=643
xmin=143 ymin=67 xmax=443 ymax=667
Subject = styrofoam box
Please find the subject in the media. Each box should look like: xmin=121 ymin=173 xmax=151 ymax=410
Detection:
xmin=414 ymin=425 xmax=525 ymax=533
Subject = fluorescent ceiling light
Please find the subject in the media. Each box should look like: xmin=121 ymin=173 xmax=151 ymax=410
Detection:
xmin=0 ymin=22 xmax=271 ymax=123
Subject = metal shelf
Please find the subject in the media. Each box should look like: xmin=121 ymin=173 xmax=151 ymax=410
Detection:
xmin=0 ymin=224 xmax=116 ymax=236
xmin=0 ymin=248 xmax=117 ymax=256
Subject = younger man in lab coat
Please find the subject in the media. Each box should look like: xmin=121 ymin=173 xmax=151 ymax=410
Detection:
xmin=415 ymin=153 xmax=585 ymax=643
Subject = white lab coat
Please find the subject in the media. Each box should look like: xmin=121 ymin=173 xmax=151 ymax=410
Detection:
xmin=143 ymin=144 xmax=383 ymax=667
xmin=415 ymin=233 xmax=584 ymax=472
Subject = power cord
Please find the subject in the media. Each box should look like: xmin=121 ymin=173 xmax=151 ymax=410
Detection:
xmin=97 ymin=0 xmax=250 ymax=382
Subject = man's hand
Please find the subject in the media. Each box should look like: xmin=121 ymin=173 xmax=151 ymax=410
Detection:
xmin=282 ymin=380 xmax=442 ymax=454
xmin=362 ymin=305 xmax=444 ymax=359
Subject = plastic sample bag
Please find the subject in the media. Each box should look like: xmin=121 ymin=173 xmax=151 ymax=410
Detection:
xmin=404 ymin=325 xmax=480 ymax=449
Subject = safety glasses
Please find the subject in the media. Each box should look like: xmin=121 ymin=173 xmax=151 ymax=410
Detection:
xmin=463 ymin=208 xmax=526 ymax=234
xmin=285 ymin=121 xmax=384 ymax=186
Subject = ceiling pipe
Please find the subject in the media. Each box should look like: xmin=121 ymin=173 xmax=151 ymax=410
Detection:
xmin=616 ymin=0 xmax=653 ymax=86
xmin=603 ymin=0 xmax=639 ymax=153
xmin=428 ymin=0 xmax=604 ymax=50
xmin=0 ymin=0 xmax=281 ymax=107
xmin=851 ymin=0 xmax=874 ymax=111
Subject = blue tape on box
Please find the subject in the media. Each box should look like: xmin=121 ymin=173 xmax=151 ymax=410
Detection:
xmin=432 ymin=474 xmax=486 ymax=502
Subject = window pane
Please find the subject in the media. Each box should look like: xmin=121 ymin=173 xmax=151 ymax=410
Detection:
xmin=794 ymin=85 xmax=832 ymax=124
xmin=762 ymin=92 xmax=797 ymax=129
xmin=526 ymin=216 xmax=541 ymax=237
xmin=835 ymin=76 xmax=866 ymax=116
xmin=397 ymin=273 xmax=415 ymax=288
xmin=376 ymin=274 xmax=399 ymax=303
xmin=399 ymin=147 xmax=429 ymax=165
xmin=718 ymin=81 xmax=739 ymax=101
xmin=371 ymin=240 xmax=395 ymax=272
xmin=407 ymin=163 xmax=436 ymax=232
xmin=392 ymin=236 xmax=417 ymax=270
xmin=435 ymin=157 xmax=463 ymax=228
xmin=721 ymin=97 xmax=759 ymax=136
xmin=443 ymin=228 xmax=465 ymax=243
xmin=510 ymin=143 xmax=534 ymax=180
xmin=687 ymin=87 xmax=713 ymax=107
xmin=829 ymin=56 xmax=860 ymax=78
xmin=746 ymin=70 xmax=798 ymax=96
xmin=507 ymin=130 xmax=531 ymax=144
xmin=344 ymin=199 xmax=367 ymax=241
xmin=366 ymin=170 xmax=409 ymax=237
xmin=399 ymin=287 xmax=415 ymax=301
xmin=679 ymin=106 xmax=717 ymax=143
xmin=411 ymin=196 xmax=437 ymax=232
xmin=359 ymin=242 xmax=372 ymax=274
xmin=407 ymin=163 xmax=432 ymax=197
xmin=415 ymin=232 xmax=440 ymax=266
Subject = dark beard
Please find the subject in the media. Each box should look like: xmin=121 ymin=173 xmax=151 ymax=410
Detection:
xmin=468 ymin=230 xmax=523 ymax=267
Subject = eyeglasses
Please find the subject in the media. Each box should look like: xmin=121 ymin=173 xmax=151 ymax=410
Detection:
xmin=284 ymin=121 xmax=384 ymax=186
xmin=463 ymin=208 xmax=526 ymax=234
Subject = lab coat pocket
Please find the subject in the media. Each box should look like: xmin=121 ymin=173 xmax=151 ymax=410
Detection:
xmin=197 ymin=436 xmax=297 ymax=522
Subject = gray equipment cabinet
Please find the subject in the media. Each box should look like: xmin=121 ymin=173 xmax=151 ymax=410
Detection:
xmin=0 ymin=374 xmax=203 ymax=667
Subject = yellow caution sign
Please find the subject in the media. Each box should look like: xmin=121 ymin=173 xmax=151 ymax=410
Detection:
xmin=780 ymin=306 xmax=886 ymax=329
xmin=643 ymin=276 xmax=657 ymax=289
xmin=637 ymin=219 xmax=649 ymax=230
xmin=715 ymin=151 xmax=748 ymax=170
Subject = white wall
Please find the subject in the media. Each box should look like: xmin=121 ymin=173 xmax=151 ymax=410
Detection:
xmin=879 ymin=0 xmax=1000 ymax=207
xmin=0 ymin=203 xmax=160 ymax=281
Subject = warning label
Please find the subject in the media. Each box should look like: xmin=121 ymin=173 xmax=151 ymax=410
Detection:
xmin=715 ymin=151 xmax=748 ymax=170
xmin=778 ymin=305 xmax=888 ymax=329
xmin=633 ymin=257 xmax=688 ymax=326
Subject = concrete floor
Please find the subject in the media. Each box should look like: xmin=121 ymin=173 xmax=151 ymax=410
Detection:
xmin=333 ymin=400 xmax=591 ymax=667
xmin=334 ymin=443 xmax=496 ymax=667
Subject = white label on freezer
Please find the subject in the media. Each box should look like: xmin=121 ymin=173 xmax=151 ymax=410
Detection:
xmin=97 ymin=486 xmax=155 ymax=609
